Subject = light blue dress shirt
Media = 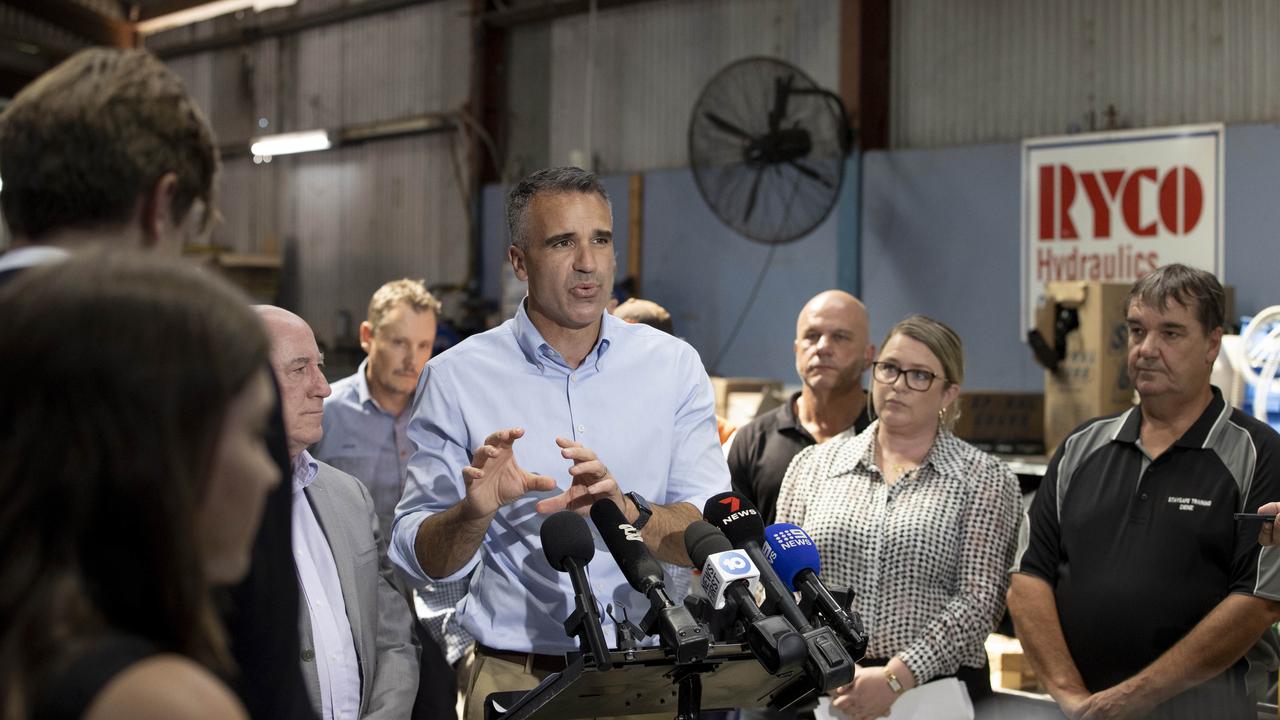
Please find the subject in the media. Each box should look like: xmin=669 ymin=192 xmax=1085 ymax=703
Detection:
xmin=390 ymin=303 xmax=730 ymax=653
xmin=314 ymin=359 xmax=414 ymax=543
xmin=292 ymin=451 xmax=362 ymax=720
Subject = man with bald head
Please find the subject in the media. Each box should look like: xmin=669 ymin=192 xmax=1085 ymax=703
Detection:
xmin=257 ymin=306 xmax=419 ymax=720
xmin=728 ymin=290 xmax=874 ymax=523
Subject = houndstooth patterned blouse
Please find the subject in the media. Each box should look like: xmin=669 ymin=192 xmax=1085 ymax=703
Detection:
xmin=775 ymin=421 xmax=1021 ymax=684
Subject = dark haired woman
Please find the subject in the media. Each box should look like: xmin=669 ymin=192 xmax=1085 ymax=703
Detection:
xmin=0 ymin=252 xmax=280 ymax=719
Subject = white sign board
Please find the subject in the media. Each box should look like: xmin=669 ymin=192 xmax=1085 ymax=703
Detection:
xmin=1020 ymin=124 xmax=1223 ymax=333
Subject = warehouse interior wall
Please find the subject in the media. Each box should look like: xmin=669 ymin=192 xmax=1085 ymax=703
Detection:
xmin=154 ymin=0 xmax=474 ymax=369
xmin=862 ymin=122 xmax=1280 ymax=393
xmin=859 ymin=142 xmax=1038 ymax=392
xmin=479 ymin=122 xmax=1280 ymax=392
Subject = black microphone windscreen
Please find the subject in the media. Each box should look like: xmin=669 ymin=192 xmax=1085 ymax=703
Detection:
xmin=683 ymin=520 xmax=734 ymax=568
xmin=702 ymin=491 xmax=765 ymax=547
xmin=541 ymin=510 xmax=595 ymax=572
xmin=589 ymin=499 xmax=665 ymax=591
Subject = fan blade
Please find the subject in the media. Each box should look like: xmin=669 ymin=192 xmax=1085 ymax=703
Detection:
xmin=704 ymin=111 xmax=755 ymax=142
xmin=790 ymin=160 xmax=834 ymax=189
xmin=744 ymin=167 xmax=764 ymax=223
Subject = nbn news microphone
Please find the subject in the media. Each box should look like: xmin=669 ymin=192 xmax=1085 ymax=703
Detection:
xmin=763 ymin=523 xmax=867 ymax=657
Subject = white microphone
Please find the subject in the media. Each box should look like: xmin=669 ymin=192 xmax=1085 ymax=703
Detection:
xmin=699 ymin=547 xmax=762 ymax=611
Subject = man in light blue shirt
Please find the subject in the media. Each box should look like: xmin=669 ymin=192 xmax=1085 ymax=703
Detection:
xmin=315 ymin=279 xmax=441 ymax=542
xmin=313 ymin=279 xmax=472 ymax=719
xmin=389 ymin=167 xmax=730 ymax=719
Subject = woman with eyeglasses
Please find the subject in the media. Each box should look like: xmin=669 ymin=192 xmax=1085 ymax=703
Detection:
xmin=775 ymin=314 xmax=1020 ymax=720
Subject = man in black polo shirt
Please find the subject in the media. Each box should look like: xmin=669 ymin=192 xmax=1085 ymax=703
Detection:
xmin=1009 ymin=264 xmax=1280 ymax=719
xmin=728 ymin=290 xmax=874 ymax=524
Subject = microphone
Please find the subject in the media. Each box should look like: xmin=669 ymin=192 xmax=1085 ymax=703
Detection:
xmin=702 ymin=492 xmax=813 ymax=634
xmin=589 ymin=500 xmax=709 ymax=664
xmin=540 ymin=510 xmax=612 ymax=670
xmin=684 ymin=521 xmax=807 ymax=675
xmin=703 ymin=492 xmax=853 ymax=694
xmin=763 ymin=523 xmax=867 ymax=658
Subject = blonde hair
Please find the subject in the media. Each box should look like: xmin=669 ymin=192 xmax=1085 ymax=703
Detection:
xmin=367 ymin=279 xmax=441 ymax=333
xmin=879 ymin=314 xmax=965 ymax=430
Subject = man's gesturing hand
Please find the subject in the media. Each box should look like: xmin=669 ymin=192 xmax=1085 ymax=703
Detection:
xmin=461 ymin=428 xmax=557 ymax=519
xmin=535 ymin=437 xmax=626 ymax=516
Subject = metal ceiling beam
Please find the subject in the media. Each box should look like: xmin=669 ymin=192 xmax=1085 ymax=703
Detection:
xmin=149 ymin=0 xmax=440 ymax=59
xmin=0 ymin=0 xmax=135 ymax=47
xmin=480 ymin=0 xmax=664 ymax=27
xmin=133 ymin=0 xmax=231 ymax=21
xmin=839 ymin=0 xmax=889 ymax=150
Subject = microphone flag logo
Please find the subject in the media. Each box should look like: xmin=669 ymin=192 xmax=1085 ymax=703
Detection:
xmin=719 ymin=497 xmax=741 ymax=513
xmin=716 ymin=551 xmax=752 ymax=577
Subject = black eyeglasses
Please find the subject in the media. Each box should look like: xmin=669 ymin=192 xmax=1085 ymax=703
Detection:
xmin=871 ymin=361 xmax=943 ymax=392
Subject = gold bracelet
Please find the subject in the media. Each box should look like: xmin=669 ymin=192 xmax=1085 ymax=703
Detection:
xmin=883 ymin=666 xmax=905 ymax=695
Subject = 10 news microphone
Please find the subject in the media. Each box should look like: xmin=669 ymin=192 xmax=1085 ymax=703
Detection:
xmin=539 ymin=490 xmax=868 ymax=709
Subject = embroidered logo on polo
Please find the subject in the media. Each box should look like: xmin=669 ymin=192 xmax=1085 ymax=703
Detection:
xmin=1167 ymin=496 xmax=1212 ymax=512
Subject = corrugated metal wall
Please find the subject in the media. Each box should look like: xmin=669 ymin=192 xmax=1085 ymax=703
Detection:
xmin=524 ymin=0 xmax=839 ymax=173
xmin=154 ymin=0 xmax=472 ymax=354
xmin=892 ymin=0 xmax=1280 ymax=148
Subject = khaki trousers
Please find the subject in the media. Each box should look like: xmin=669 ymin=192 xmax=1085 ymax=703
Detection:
xmin=461 ymin=648 xmax=674 ymax=720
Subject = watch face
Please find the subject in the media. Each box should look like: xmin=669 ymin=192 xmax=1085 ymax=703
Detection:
xmin=627 ymin=493 xmax=652 ymax=529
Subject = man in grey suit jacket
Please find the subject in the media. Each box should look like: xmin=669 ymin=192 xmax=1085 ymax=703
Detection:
xmin=259 ymin=305 xmax=419 ymax=720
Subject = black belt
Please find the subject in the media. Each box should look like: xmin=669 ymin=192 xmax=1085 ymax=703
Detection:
xmin=476 ymin=644 xmax=568 ymax=673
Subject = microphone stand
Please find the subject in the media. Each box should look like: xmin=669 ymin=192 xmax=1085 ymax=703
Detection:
xmin=561 ymin=557 xmax=613 ymax=671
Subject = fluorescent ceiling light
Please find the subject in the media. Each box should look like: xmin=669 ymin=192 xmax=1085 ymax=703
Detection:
xmin=137 ymin=0 xmax=298 ymax=36
xmin=250 ymin=130 xmax=331 ymax=157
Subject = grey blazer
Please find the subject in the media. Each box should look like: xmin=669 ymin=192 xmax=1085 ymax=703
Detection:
xmin=298 ymin=460 xmax=419 ymax=719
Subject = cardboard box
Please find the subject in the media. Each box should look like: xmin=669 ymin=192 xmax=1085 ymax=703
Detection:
xmin=986 ymin=634 xmax=1041 ymax=692
xmin=953 ymin=392 xmax=1045 ymax=455
xmin=709 ymin=377 xmax=783 ymax=427
xmin=1039 ymin=281 xmax=1134 ymax=454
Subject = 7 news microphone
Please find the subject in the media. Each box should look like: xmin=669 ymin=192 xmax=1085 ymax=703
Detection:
xmin=589 ymin=499 xmax=709 ymax=664
xmin=763 ymin=523 xmax=867 ymax=658
xmin=540 ymin=510 xmax=613 ymax=670
xmin=684 ymin=520 xmax=807 ymax=674
xmin=703 ymin=492 xmax=853 ymax=692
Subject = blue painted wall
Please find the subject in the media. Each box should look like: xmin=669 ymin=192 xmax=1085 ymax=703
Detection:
xmin=638 ymin=167 xmax=840 ymax=380
xmin=859 ymin=142 xmax=1040 ymax=391
xmin=1223 ymin=124 xmax=1280 ymax=321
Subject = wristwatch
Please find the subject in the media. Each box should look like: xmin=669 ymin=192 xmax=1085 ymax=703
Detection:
xmin=883 ymin=666 xmax=905 ymax=695
xmin=625 ymin=491 xmax=653 ymax=531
